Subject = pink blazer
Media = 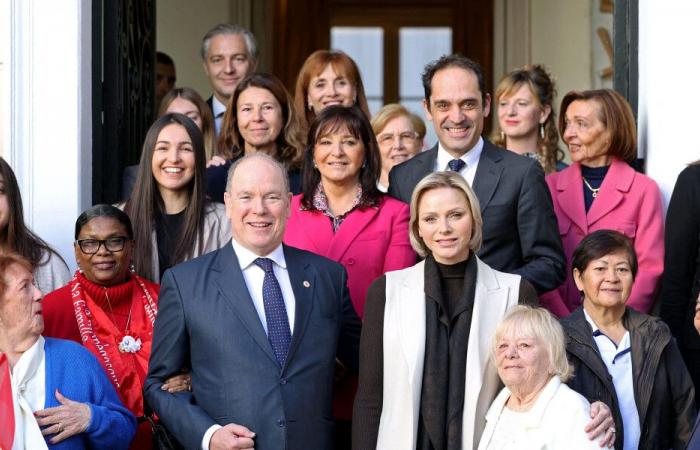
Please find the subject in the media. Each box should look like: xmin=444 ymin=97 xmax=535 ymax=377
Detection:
xmin=542 ymin=159 xmax=664 ymax=315
xmin=284 ymin=194 xmax=416 ymax=319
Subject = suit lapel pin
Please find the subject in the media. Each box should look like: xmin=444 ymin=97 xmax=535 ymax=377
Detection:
xmin=303 ymin=280 xmax=311 ymax=288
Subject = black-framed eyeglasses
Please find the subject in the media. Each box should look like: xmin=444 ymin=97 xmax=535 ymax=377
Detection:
xmin=75 ymin=237 xmax=129 ymax=254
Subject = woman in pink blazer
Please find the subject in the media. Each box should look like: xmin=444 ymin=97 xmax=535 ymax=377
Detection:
xmin=283 ymin=105 xmax=415 ymax=447
xmin=541 ymin=89 xmax=664 ymax=316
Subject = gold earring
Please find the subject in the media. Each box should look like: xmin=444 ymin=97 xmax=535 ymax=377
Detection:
xmin=540 ymin=123 xmax=545 ymax=139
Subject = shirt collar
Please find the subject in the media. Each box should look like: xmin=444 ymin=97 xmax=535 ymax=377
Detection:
xmin=212 ymin=95 xmax=227 ymax=118
xmin=582 ymin=307 xmax=600 ymax=334
xmin=231 ymin=238 xmax=287 ymax=271
xmin=436 ymin=136 xmax=483 ymax=171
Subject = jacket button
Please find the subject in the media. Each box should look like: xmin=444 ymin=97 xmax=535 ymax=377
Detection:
xmin=280 ymin=378 xmax=287 ymax=385
xmin=277 ymin=419 xmax=285 ymax=427
xmin=347 ymin=258 xmax=355 ymax=265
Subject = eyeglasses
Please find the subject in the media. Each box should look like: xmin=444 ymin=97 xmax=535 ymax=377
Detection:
xmin=75 ymin=237 xmax=129 ymax=254
xmin=377 ymin=131 xmax=418 ymax=146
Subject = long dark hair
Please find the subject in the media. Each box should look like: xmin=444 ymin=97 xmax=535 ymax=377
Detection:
xmin=124 ymin=113 xmax=207 ymax=280
xmin=301 ymin=105 xmax=382 ymax=210
xmin=0 ymin=157 xmax=63 ymax=268
xmin=218 ymin=73 xmax=304 ymax=169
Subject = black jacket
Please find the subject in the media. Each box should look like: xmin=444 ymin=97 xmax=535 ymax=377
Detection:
xmin=562 ymin=307 xmax=697 ymax=450
xmin=660 ymin=164 xmax=700 ymax=349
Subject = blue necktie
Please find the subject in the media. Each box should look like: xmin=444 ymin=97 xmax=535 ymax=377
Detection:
xmin=254 ymin=258 xmax=292 ymax=366
xmin=448 ymin=158 xmax=466 ymax=172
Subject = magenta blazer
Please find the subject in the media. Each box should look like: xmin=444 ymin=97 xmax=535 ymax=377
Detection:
xmin=284 ymin=194 xmax=416 ymax=319
xmin=541 ymin=158 xmax=664 ymax=315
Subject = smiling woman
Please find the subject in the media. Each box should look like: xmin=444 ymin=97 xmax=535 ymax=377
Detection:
xmin=41 ymin=205 xmax=195 ymax=450
xmin=284 ymin=105 xmax=416 ymax=448
xmin=541 ymin=89 xmax=664 ymax=316
xmin=206 ymin=73 xmax=305 ymax=203
xmin=561 ymin=230 xmax=697 ymax=450
xmin=123 ymin=113 xmax=231 ymax=282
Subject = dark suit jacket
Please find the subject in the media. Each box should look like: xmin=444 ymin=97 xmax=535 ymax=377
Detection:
xmin=661 ymin=164 xmax=700 ymax=349
xmin=206 ymin=96 xmax=215 ymax=118
xmin=388 ymin=140 xmax=565 ymax=293
xmin=144 ymin=243 xmax=361 ymax=450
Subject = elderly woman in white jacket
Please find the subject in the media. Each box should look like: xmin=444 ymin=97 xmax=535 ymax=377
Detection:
xmin=479 ymin=305 xmax=610 ymax=450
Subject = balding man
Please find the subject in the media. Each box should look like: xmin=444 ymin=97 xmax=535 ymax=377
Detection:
xmin=145 ymin=153 xmax=361 ymax=450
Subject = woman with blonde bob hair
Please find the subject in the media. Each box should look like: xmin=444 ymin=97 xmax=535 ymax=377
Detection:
xmin=478 ymin=305 xmax=602 ymax=449
xmin=353 ymin=171 xmax=540 ymax=450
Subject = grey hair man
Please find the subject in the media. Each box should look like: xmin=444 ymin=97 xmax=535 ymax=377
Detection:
xmin=201 ymin=23 xmax=258 ymax=134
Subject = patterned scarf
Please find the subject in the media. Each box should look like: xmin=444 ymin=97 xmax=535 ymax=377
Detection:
xmin=69 ymin=271 xmax=157 ymax=416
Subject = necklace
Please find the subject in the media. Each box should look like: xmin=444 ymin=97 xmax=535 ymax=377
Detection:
xmin=103 ymin=287 xmax=142 ymax=354
xmin=582 ymin=177 xmax=601 ymax=198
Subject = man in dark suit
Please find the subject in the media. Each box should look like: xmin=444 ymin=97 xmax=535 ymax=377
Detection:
xmin=144 ymin=153 xmax=361 ymax=450
xmin=388 ymin=54 xmax=565 ymax=293
xmin=201 ymin=24 xmax=258 ymax=135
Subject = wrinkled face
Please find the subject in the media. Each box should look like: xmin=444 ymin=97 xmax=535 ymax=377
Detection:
xmin=203 ymin=33 xmax=256 ymax=103
xmin=224 ymin=158 xmax=291 ymax=256
xmin=166 ymin=97 xmax=203 ymax=130
xmin=155 ymin=62 xmax=176 ymax=105
xmin=0 ymin=175 xmax=9 ymax=232
xmin=424 ymin=67 xmax=490 ymax=157
xmin=237 ymin=87 xmax=284 ymax=152
xmin=574 ymin=251 xmax=634 ymax=310
xmin=495 ymin=332 xmax=551 ymax=394
xmin=74 ymin=217 xmax=134 ymax=286
xmin=563 ymin=100 xmax=611 ymax=167
xmin=376 ymin=115 xmax=422 ymax=172
xmin=417 ymin=187 xmax=473 ymax=265
xmin=0 ymin=263 xmax=43 ymax=345
xmin=151 ymin=123 xmax=196 ymax=195
xmin=313 ymin=126 xmax=365 ymax=187
xmin=307 ymin=64 xmax=356 ymax=114
xmin=497 ymin=84 xmax=549 ymax=142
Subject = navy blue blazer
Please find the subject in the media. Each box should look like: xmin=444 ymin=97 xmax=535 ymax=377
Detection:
xmin=144 ymin=243 xmax=361 ymax=450
xmin=388 ymin=140 xmax=565 ymax=293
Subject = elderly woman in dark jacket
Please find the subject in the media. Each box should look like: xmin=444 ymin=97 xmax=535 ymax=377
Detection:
xmin=562 ymin=230 xmax=696 ymax=450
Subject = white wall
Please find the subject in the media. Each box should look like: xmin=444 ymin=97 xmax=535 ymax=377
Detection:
xmin=639 ymin=0 xmax=700 ymax=207
xmin=7 ymin=0 xmax=92 ymax=270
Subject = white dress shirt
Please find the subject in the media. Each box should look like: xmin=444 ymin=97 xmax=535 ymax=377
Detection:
xmin=584 ymin=308 xmax=640 ymax=450
xmin=212 ymin=95 xmax=226 ymax=135
xmin=435 ymin=136 xmax=484 ymax=186
xmin=202 ymin=239 xmax=296 ymax=450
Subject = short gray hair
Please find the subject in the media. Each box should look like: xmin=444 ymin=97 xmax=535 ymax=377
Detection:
xmin=201 ymin=23 xmax=258 ymax=61
xmin=408 ymin=171 xmax=483 ymax=257
xmin=226 ymin=153 xmax=290 ymax=195
xmin=492 ymin=305 xmax=573 ymax=382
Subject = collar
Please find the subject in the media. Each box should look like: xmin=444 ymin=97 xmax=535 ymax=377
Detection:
xmin=436 ymin=136 xmax=483 ymax=171
xmin=231 ymin=238 xmax=287 ymax=271
xmin=486 ymin=375 xmax=563 ymax=428
xmin=310 ymin=182 xmax=363 ymax=217
xmin=11 ymin=336 xmax=44 ymax=382
xmin=212 ymin=95 xmax=227 ymax=118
